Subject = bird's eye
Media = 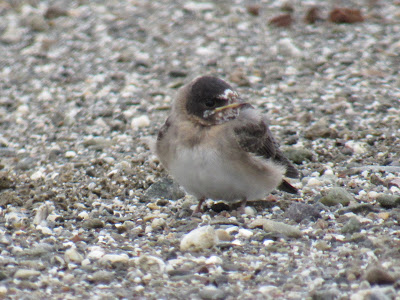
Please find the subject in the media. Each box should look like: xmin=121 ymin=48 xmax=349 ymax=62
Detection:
xmin=204 ymin=99 xmax=216 ymax=108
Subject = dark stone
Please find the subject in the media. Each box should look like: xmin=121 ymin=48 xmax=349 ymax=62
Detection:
xmin=285 ymin=203 xmax=321 ymax=223
xmin=143 ymin=178 xmax=185 ymax=202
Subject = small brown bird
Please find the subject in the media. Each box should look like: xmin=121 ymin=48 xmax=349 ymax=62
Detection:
xmin=156 ymin=76 xmax=299 ymax=213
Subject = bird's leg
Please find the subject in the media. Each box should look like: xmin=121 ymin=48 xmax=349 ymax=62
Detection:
xmin=238 ymin=198 xmax=247 ymax=214
xmin=193 ymin=197 xmax=206 ymax=214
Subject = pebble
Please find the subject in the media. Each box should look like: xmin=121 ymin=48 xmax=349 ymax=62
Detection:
xmin=25 ymin=13 xmax=49 ymax=31
xmin=341 ymin=217 xmax=361 ymax=234
xmin=30 ymin=170 xmax=45 ymax=180
xmin=183 ymin=2 xmax=214 ymax=11
xmin=14 ymin=269 xmax=41 ymax=279
xmin=305 ymin=119 xmax=337 ymax=140
xmin=89 ymin=270 xmax=114 ymax=284
xmin=248 ymin=219 xmax=303 ymax=238
xmin=0 ymin=172 xmax=14 ymax=190
xmin=311 ymin=289 xmax=340 ymax=300
xmin=180 ymin=226 xmax=218 ymax=252
xmin=44 ymin=6 xmax=68 ymax=19
xmin=65 ymin=151 xmax=77 ymax=158
xmin=1 ymin=22 xmax=24 ymax=44
xmin=198 ymin=285 xmax=225 ymax=300
xmin=238 ymin=228 xmax=253 ymax=239
xmin=244 ymin=206 xmax=256 ymax=216
xmin=143 ymin=178 xmax=185 ymax=201
xmin=83 ymin=218 xmax=104 ymax=229
xmin=33 ymin=203 xmax=53 ymax=225
xmin=320 ymin=187 xmax=353 ymax=207
xmin=151 ymin=218 xmax=166 ymax=230
xmin=283 ymin=148 xmax=313 ymax=164
xmin=136 ymin=255 xmax=165 ymax=273
xmin=285 ymin=203 xmax=321 ymax=223
xmin=364 ymin=266 xmax=396 ymax=285
xmin=345 ymin=141 xmax=367 ymax=155
xmin=376 ymin=194 xmax=400 ymax=209
xmin=100 ymin=254 xmax=129 ymax=266
xmin=0 ymin=286 xmax=7 ymax=297
xmin=215 ymin=229 xmax=232 ymax=242
xmin=64 ymin=247 xmax=84 ymax=264
xmin=131 ymin=115 xmax=150 ymax=130
xmin=350 ymin=287 xmax=396 ymax=300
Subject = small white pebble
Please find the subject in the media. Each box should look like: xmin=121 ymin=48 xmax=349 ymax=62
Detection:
xmin=103 ymin=157 xmax=115 ymax=165
xmin=244 ymin=206 xmax=256 ymax=216
xmin=14 ymin=269 xmax=41 ymax=279
xmin=81 ymin=258 xmax=91 ymax=267
xmin=307 ymin=177 xmax=323 ymax=187
xmin=87 ymin=247 xmax=105 ymax=260
xmin=87 ymin=182 xmax=96 ymax=190
xmin=31 ymin=170 xmax=45 ymax=180
xmin=65 ymin=151 xmax=77 ymax=158
xmin=238 ymin=228 xmax=254 ymax=239
xmin=0 ymin=286 xmax=7 ymax=297
xmin=205 ymin=255 xmax=223 ymax=265
xmin=259 ymin=285 xmax=278 ymax=295
xmin=100 ymin=254 xmax=129 ymax=265
xmin=263 ymin=240 xmax=274 ymax=247
xmin=65 ymin=247 xmax=83 ymax=264
xmin=134 ymin=285 xmax=145 ymax=293
xmin=78 ymin=211 xmax=89 ymax=220
xmin=345 ymin=141 xmax=367 ymax=154
xmin=180 ymin=226 xmax=217 ymax=252
xmin=36 ymin=225 xmax=52 ymax=235
xmin=131 ymin=115 xmax=150 ymax=130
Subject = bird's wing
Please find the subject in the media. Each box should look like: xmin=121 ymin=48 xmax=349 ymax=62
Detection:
xmin=157 ymin=117 xmax=171 ymax=142
xmin=234 ymin=118 xmax=299 ymax=190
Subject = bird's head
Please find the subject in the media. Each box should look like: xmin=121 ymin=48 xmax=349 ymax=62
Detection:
xmin=177 ymin=76 xmax=250 ymax=126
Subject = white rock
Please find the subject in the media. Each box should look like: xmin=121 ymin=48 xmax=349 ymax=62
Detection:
xmin=31 ymin=170 xmax=45 ymax=180
xmin=131 ymin=115 xmax=150 ymax=130
xmin=151 ymin=218 xmax=166 ymax=230
xmin=238 ymin=228 xmax=254 ymax=239
xmin=100 ymin=253 xmax=129 ymax=265
xmin=33 ymin=203 xmax=53 ymax=225
xmin=259 ymin=285 xmax=279 ymax=295
xmin=244 ymin=206 xmax=256 ymax=216
xmin=14 ymin=269 xmax=41 ymax=279
xmin=307 ymin=177 xmax=323 ymax=187
xmin=180 ymin=226 xmax=218 ymax=252
xmin=345 ymin=141 xmax=367 ymax=154
xmin=65 ymin=247 xmax=83 ymax=264
xmin=81 ymin=259 xmax=91 ymax=267
xmin=36 ymin=225 xmax=52 ymax=235
xmin=205 ymin=255 xmax=223 ymax=265
xmin=0 ymin=286 xmax=7 ymax=297
xmin=278 ymin=38 xmax=303 ymax=57
xmin=65 ymin=151 xmax=77 ymax=158
xmin=249 ymin=219 xmax=302 ymax=238
xmin=87 ymin=246 xmax=105 ymax=260
xmin=78 ymin=211 xmax=89 ymax=220
xmin=136 ymin=255 xmax=166 ymax=273
xmin=183 ymin=2 xmax=214 ymax=11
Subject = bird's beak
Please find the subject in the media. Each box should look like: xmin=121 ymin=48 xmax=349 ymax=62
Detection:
xmin=213 ymin=102 xmax=249 ymax=113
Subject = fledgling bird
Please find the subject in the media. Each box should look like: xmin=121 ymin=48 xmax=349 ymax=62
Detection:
xmin=156 ymin=76 xmax=299 ymax=213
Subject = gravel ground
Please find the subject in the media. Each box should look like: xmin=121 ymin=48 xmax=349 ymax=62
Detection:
xmin=1 ymin=0 xmax=400 ymax=299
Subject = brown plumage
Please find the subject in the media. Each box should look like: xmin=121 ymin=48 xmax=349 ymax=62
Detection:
xmin=156 ymin=76 xmax=299 ymax=212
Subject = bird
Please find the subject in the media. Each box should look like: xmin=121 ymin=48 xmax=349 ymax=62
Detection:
xmin=156 ymin=75 xmax=299 ymax=213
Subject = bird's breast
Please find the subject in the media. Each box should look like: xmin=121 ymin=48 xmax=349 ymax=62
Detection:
xmin=168 ymin=144 xmax=285 ymax=201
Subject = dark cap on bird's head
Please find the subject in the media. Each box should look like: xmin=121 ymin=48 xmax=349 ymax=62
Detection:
xmin=182 ymin=76 xmax=248 ymax=125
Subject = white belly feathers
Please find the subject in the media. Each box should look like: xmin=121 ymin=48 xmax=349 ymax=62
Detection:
xmin=169 ymin=145 xmax=285 ymax=201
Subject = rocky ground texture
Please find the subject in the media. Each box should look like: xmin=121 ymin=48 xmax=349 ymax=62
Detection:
xmin=1 ymin=0 xmax=400 ymax=299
